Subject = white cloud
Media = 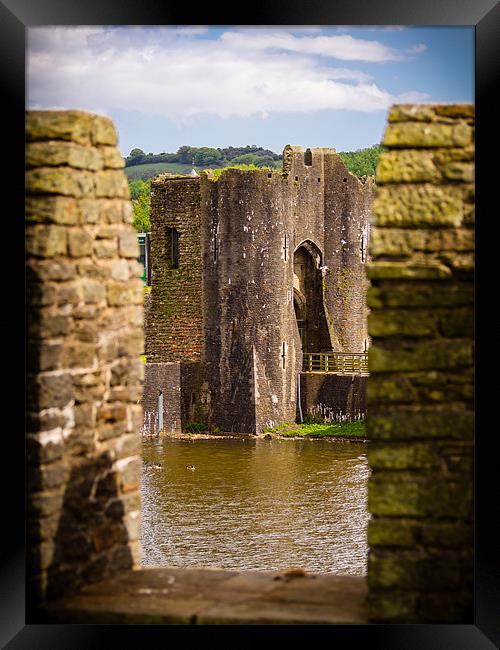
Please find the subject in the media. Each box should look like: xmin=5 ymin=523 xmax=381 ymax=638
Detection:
xmin=27 ymin=27 xmax=428 ymax=121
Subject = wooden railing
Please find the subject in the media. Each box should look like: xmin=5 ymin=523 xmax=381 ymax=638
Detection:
xmin=303 ymin=352 xmax=369 ymax=375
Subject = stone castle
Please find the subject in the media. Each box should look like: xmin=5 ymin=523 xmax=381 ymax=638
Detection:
xmin=143 ymin=145 xmax=374 ymax=433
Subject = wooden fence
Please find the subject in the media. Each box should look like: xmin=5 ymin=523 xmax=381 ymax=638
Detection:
xmin=302 ymin=352 xmax=369 ymax=375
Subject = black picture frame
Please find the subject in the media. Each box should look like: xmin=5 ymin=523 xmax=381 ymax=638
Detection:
xmin=7 ymin=0 xmax=499 ymax=646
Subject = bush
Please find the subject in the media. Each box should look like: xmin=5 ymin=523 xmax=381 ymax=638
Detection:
xmin=303 ymin=412 xmax=324 ymax=425
xmin=185 ymin=422 xmax=207 ymax=433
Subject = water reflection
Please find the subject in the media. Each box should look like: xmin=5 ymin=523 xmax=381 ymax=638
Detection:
xmin=141 ymin=437 xmax=370 ymax=575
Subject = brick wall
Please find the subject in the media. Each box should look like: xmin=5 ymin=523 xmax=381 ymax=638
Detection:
xmin=366 ymin=104 xmax=474 ymax=622
xmin=26 ymin=110 xmax=144 ymax=608
xmin=145 ymin=177 xmax=203 ymax=362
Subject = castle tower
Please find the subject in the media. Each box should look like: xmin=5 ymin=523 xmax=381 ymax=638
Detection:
xmin=143 ymin=147 xmax=373 ymax=434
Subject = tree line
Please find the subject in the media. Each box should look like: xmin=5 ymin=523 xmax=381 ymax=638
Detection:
xmin=126 ymin=145 xmax=282 ymax=169
xmin=129 ymin=144 xmax=384 ymax=233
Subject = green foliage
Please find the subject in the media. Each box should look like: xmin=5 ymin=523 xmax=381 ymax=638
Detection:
xmin=205 ymin=163 xmax=274 ymax=180
xmin=212 ymin=426 xmax=221 ymax=434
xmin=264 ymin=420 xmax=366 ymax=439
xmin=129 ymin=179 xmax=151 ymax=200
xmin=129 ymin=148 xmax=145 ymax=158
xmin=230 ymin=153 xmax=280 ymax=168
xmin=338 ymin=144 xmax=385 ymax=177
xmin=286 ymin=420 xmax=366 ymax=438
xmin=185 ymin=422 xmax=208 ymax=433
xmin=263 ymin=422 xmax=293 ymax=433
xmin=129 ymin=179 xmax=151 ymax=232
xmin=303 ymin=412 xmax=325 ymax=425
xmin=125 ymin=162 xmax=192 ymax=181
xmin=125 ymin=144 xmax=282 ymax=170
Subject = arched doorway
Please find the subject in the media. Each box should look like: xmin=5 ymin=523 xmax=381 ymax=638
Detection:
xmin=293 ymin=241 xmax=331 ymax=353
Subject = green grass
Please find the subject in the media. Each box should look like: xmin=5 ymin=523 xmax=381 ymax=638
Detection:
xmin=269 ymin=420 xmax=366 ymax=439
xmin=125 ymin=162 xmax=193 ymax=181
xmin=205 ymin=163 xmax=277 ymax=180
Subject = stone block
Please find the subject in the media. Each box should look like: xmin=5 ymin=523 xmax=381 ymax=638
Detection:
xmin=110 ymin=260 xmax=130 ymax=281
xmin=368 ymin=338 xmax=472 ymax=372
xmin=388 ymin=104 xmax=437 ymax=123
xmin=26 ymin=196 xmax=81 ymax=226
xmin=81 ymin=280 xmax=106 ymax=304
xmin=367 ymin=590 xmax=418 ymax=622
xmin=26 ymin=110 xmax=94 ymax=145
xmin=441 ymin=162 xmax=474 ymax=182
xmin=94 ymin=171 xmax=130 ymax=198
xmin=94 ymin=240 xmax=118 ymax=259
xmin=383 ymin=122 xmax=472 ymax=148
xmin=67 ymin=229 xmax=93 ymax=258
xmin=27 ymin=167 xmax=95 ymax=198
xmin=91 ymin=115 xmax=118 ymax=146
xmin=367 ymin=407 xmax=474 ymax=441
xmin=366 ymin=281 xmax=473 ymax=309
xmin=367 ymin=442 xmax=441 ymax=470
xmin=26 ymin=225 xmax=67 ymax=258
xmin=367 ymin=261 xmax=451 ymax=280
xmin=118 ymin=230 xmax=139 ymax=258
xmin=99 ymin=146 xmax=125 ymax=169
xmin=60 ymin=342 xmax=96 ymax=369
xmin=368 ymin=310 xmax=437 ymax=338
xmin=373 ymin=184 xmax=464 ymax=228
xmin=27 ymin=372 xmax=74 ymax=410
xmin=107 ymin=283 xmax=141 ymax=307
xmin=376 ymin=150 xmax=439 ymax=184
xmin=26 ymin=141 xmax=103 ymax=171
xmin=27 ymin=259 xmax=77 ymax=282
xmin=369 ymin=228 xmax=474 ymax=258
xmin=28 ymin=460 xmax=70 ymax=492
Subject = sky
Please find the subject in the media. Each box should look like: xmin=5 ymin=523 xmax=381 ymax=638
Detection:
xmin=27 ymin=26 xmax=474 ymax=157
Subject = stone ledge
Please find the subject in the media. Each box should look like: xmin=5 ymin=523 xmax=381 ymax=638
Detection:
xmin=38 ymin=566 xmax=368 ymax=625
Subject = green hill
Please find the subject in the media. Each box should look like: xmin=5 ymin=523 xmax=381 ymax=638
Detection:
xmin=124 ymin=162 xmax=193 ymax=181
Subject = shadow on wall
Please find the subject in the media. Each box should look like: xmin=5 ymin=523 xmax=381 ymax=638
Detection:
xmin=27 ymin=451 xmax=134 ymax=617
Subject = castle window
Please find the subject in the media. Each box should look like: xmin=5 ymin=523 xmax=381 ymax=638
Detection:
xmin=214 ymin=233 xmax=218 ymax=263
xmin=169 ymin=227 xmax=179 ymax=268
xmin=295 ymin=176 xmax=299 ymax=182
xmin=283 ymin=234 xmax=288 ymax=261
xmin=304 ymin=149 xmax=313 ymax=166
xmin=281 ymin=342 xmax=287 ymax=369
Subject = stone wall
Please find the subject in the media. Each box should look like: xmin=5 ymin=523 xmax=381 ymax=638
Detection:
xmin=26 ymin=110 xmax=144 ymax=609
xmin=299 ymin=374 xmax=367 ymax=422
xmin=366 ymin=104 xmax=474 ymax=622
xmin=145 ymin=149 xmax=373 ymax=433
xmin=145 ymin=177 xmax=203 ymax=362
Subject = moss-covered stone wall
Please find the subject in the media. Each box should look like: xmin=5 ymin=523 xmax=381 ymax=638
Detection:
xmin=26 ymin=110 xmax=143 ymax=610
xmin=366 ymin=104 xmax=474 ymax=623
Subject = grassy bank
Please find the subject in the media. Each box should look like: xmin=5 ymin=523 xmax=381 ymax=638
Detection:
xmin=265 ymin=420 xmax=366 ymax=439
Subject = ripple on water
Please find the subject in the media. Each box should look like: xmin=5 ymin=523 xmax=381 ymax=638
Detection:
xmin=141 ymin=437 xmax=370 ymax=575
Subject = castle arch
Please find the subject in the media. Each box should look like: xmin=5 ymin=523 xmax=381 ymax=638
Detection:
xmin=293 ymin=241 xmax=331 ymax=353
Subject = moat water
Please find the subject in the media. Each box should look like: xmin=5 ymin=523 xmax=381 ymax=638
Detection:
xmin=141 ymin=437 xmax=370 ymax=575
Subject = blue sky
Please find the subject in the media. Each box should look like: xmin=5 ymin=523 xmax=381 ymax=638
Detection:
xmin=27 ymin=26 xmax=474 ymax=157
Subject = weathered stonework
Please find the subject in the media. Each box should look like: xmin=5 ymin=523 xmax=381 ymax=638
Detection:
xmin=26 ymin=110 xmax=144 ymax=610
xmin=366 ymin=104 xmax=474 ymax=623
xmin=144 ymin=147 xmax=373 ymax=433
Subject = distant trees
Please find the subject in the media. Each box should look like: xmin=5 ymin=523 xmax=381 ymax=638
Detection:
xmin=338 ymin=144 xmax=384 ymax=177
xmin=125 ymin=144 xmax=282 ymax=169
xmin=130 ymin=179 xmax=151 ymax=232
